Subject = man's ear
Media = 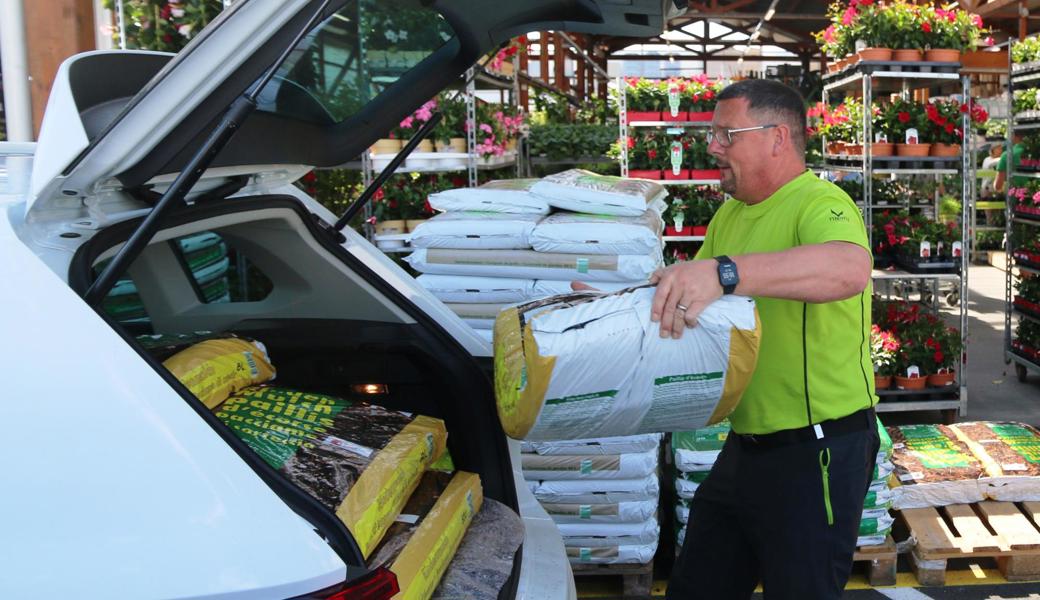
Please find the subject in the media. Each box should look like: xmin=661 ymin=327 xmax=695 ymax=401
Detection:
xmin=773 ymin=124 xmax=788 ymax=156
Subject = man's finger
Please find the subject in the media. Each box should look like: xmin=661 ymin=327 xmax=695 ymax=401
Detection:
xmin=650 ymin=274 xmax=673 ymax=323
xmin=571 ymin=281 xmax=597 ymax=291
xmin=658 ymin=283 xmax=685 ymax=338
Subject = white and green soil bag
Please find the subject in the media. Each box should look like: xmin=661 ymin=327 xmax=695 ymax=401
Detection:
xmin=675 ymin=471 xmax=710 ymax=500
xmin=529 ymin=211 xmax=663 ymax=256
xmin=446 ymin=303 xmax=508 ymax=329
xmin=428 ymin=179 xmax=550 ymax=215
xmin=530 ymin=473 xmax=660 ymax=504
xmin=494 ymin=288 xmax=760 ymax=441
xmin=675 ymin=501 xmax=691 ymax=525
xmin=409 ymin=212 xmax=542 ymax=250
xmin=417 ymin=275 xmax=535 ymax=304
xmin=559 ymin=518 xmax=660 ymax=547
xmin=672 ymin=422 xmax=730 ymax=472
xmin=407 ymin=249 xmax=661 ymax=283
xmin=520 ymin=433 xmax=662 ymax=456
xmin=530 ymin=169 xmax=668 ymax=217
xmin=566 ymin=542 xmax=658 ymax=565
xmin=532 ymin=279 xmax=648 ymax=298
xmin=521 ymin=447 xmax=658 ymax=480
xmin=541 ymin=499 xmax=657 ymax=524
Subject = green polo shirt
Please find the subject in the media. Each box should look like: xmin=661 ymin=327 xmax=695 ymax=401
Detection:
xmin=696 ymin=170 xmax=877 ymax=435
xmin=997 ymin=143 xmax=1027 ymax=188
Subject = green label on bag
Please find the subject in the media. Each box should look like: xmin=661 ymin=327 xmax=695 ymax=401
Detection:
xmin=580 ymin=458 xmax=593 ymax=475
xmin=545 ymin=390 xmax=618 ymax=406
xmin=655 ymin=372 xmax=724 ymax=385
xmin=900 ymin=424 xmax=972 ymax=469
xmin=576 ymin=257 xmax=589 ymax=273
xmin=579 ymin=505 xmax=592 ymax=519
xmin=990 ymin=423 xmax=1040 ymax=463
xmin=580 ymin=548 xmax=592 ymax=561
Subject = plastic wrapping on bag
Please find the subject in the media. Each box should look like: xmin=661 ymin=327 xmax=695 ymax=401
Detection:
xmin=417 ymin=275 xmax=536 ymax=304
xmin=872 ymin=460 xmax=895 ymax=483
xmin=431 ymin=498 xmax=524 ymax=600
xmin=494 ymin=288 xmax=760 ymax=441
xmin=857 ymin=531 xmax=891 ymax=546
xmin=213 ymin=386 xmax=447 ymax=559
xmin=529 ymin=211 xmax=663 ymax=256
xmin=859 ymin=514 xmax=895 ymax=536
xmin=675 ymin=474 xmax=706 ymax=500
xmin=164 ymin=337 xmax=276 ymax=409
xmin=445 ymin=303 xmax=508 ymax=329
xmin=407 ymin=248 xmax=661 ymax=283
xmin=531 ymin=280 xmax=646 ymax=298
xmin=560 ymin=517 xmax=660 ymax=547
xmin=675 ymin=502 xmax=690 ymax=526
xmin=949 ymin=421 xmax=1040 ymax=502
xmin=889 ymin=424 xmax=985 ymax=509
xmin=137 ymin=330 xmax=217 ymax=360
xmin=542 ymin=499 xmax=657 ymax=524
xmin=428 ymin=179 xmax=551 ymax=215
xmin=410 ymin=212 xmax=543 ymax=250
xmin=521 ymin=447 xmax=658 ymax=481
xmin=530 ymin=169 xmax=668 ymax=217
xmin=531 ymin=473 xmax=660 ymax=504
xmin=878 ymin=416 xmax=893 ymax=462
xmin=672 ymin=422 xmax=730 ymax=472
xmin=520 ymin=433 xmax=662 ymax=456
xmin=864 ymin=488 xmax=896 ymax=510
xmin=566 ymin=541 xmax=658 ymax=565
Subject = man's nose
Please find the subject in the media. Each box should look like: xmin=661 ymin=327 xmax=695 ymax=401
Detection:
xmin=708 ymin=136 xmax=725 ymax=158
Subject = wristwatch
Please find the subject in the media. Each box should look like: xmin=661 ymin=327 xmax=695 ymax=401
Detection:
xmin=714 ymin=255 xmax=739 ymax=295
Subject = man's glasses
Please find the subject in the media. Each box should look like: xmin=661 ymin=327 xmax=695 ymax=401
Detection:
xmin=707 ymin=124 xmax=779 ymax=148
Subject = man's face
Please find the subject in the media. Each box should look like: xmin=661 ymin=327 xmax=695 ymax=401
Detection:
xmin=708 ymin=98 xmax=774 ymax=200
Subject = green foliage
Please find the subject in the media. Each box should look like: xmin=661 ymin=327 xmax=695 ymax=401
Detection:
xmin=666 ymin=185 xmax=725 ymax=226
xmin=103 ymin=0 xmax=222 ymax=51
xmin=877 ymin=98 xmax=929 ymax=144
xmin=528 ymin=124 xmax=615 ymax=160
xmin=1014 ymin=89 xmax=1040 ymax=114
xmin=1013 ymin=37 xmax=1040 ymax=64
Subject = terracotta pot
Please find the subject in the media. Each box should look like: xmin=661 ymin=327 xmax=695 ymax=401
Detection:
xmin=415 ymin=139 xmax=435 ymax=153
xmin=662 ymin=111 xmax=689 ymax=122
xmin=626 ymin=111 xmax=661 ymax=123
xmin=371 ymin=138 xmax=403 ymax=154
xmin=930 ymin=143 xmax=961 ymax=157
xmin=924 ymin=48 xmax=961 ymax=63
xmin=895 ymin=374 xmax=928 ymax=390
xmin=664 ymin=168 xmax=691 ymax=180
xmin=845 ymin=143 xmax=864 ymax=156
xmin=875 ymin=374 xmax=893 ymax=390
xmin=689 ymin=169 xmax=722 ymax=180
xmin=688 ymin=111 xmax=714 ymax=122
xmin=927 ymin=371 xmax=957 ymax=387
xmin=628 ymin=169 xmax=662 ymax=180
xmin=871 ymin=142 xmax=895 ymax=157
xmin=858 ymin=48 xmax=893 ymax=62
xmin=375 ymin=220 xmax=407 ymax=235
xmin=827 ymin=141 xmax=847 ymax=155
xmin=892 ymin=49 xmax=924 ymax=62
xmin=405 ymin=219 xmax=428 ymax=232
xmin=896 ymin=143 xmax=931 ymax=157
xmin=828 ymin=62 xmax=841 ymax=74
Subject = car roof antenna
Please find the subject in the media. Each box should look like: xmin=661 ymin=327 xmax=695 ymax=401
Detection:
xmin=84 ymin=0 xmax=333 ymax=307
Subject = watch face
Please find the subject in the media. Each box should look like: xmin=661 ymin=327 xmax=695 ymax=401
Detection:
xmin=719 ymin=263 xmax=738 ymax=285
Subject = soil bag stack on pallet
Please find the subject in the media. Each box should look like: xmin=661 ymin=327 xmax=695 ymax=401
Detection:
xmin=522 ymin=434 xmax=662 ymax=565
xmin=860 ymin=419 xmax=896 ymax=546
xmin=888 ymin=424 xmax=988 ymax=509
xmin=671 ymin=422 xmax=729 ymax=548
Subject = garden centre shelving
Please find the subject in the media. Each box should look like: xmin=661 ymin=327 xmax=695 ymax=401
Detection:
xmin=822 ymin=60 xmax=972 ymax=418
xmin=1006 ymin=47 xmax=1040 ymax=382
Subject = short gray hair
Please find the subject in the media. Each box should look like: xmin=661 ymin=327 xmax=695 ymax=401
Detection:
xmin=717 ymin=79 xmax=807 ymax=154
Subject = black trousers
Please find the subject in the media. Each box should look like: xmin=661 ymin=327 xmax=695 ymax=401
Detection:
xmin=666 ymin=422 xmax=880 ymax=600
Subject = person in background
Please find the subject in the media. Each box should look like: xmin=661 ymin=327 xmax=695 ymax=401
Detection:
xmin=655 ymin=79 xmax=880 ymax=600
xmin=995 ymin=131 xmax=1026 ymax=193
xmin=980 ymin=143 xmax=1002 ymax=198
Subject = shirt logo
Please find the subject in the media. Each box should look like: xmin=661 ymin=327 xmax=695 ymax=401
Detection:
xmin=829 ymin=209 xmax=849 ymax=223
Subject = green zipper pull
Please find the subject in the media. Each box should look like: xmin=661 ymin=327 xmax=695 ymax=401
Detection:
xmin=819 ymin=448 xmax=834 ymax=526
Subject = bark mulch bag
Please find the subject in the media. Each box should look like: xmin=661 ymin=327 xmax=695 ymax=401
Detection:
xmin=520 ymin=433 xmax=662 ymax=456
xmin=530 ymin=473 xmax=660 ymax=504
xmin=409 ymin=213 xmax=543 ymax=250
xmin=948 ymin=421 xmax=1040 ymax=502
xmin=559 ymin=518 xmax=660 ymax=547
xmin=417 ymin=275 xmax=536 ymax=304
xmin=213 ymin=386 xmax=447 ymax=559
xmin=541 ymin=499 xmax=657 ymax=524
xmin=428 ymin=179 xmax=550 ymax=215
xmin=521 ymin=447 xmax=658 ymax=480
xmin=888 ymin=424 xmax=986 ymax=509
xmin=529 ymin=211 xmax=664 ymax=256
xmin=672 ymin=422 xmax=730 ymax=472
xmin=566 ymin=542 xmax=658 ymax=565
xmin=494 ymin=288 xmax=760 ymax=441
xmin=530 ymin=169 xmax=668 ymax=217
xmin=367 ymin=471 xmax=483 ymax=600
xmin=431 ymin=498 xmax=524 ymax=600
xmin=163 ymin=337 xmax=276 ymax=409
xmin=406 ymin=248 xmax=661 ymax=283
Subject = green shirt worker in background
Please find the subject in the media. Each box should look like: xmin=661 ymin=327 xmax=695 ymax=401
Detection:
xmin=995 ymin=131 xmax=1026 ymax=192
xmin=657 ymin=79 xmax=880 ymax=600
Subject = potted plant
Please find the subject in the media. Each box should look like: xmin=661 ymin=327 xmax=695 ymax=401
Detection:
xmin=685 ymin=136 xmax=720 ymax=180
xmin=663 ymin=135 xmax=690 ymax=180
xmin=927 ymin=326 xmax=961 ymax=387
xmin=925 ymin=100 xmax=962 ymax=157
xmin=662 ymin=78 xmax=688 ymax=122
xmin=370 ymin=187 xmax=407 ymax=237
xmin=624 ymin=77 xmax=665 ymax=122
xmin=433 ymin=92 xmax=468 ymax=153
xmin=849 ymin=0 xmax=895 ymax=62
xmin=927 ymin=7 xmax=987 ymax=62
xmin=878 ymin=99 xmax=930 ymax=156
xmin=686 ymin=75 xmax=722 ymax=121
xmin=870 ymin=324 xmax=900 ymax=390
xmin=628 ymin=132 xmax=663 ymax=179
xmin=888 ymin=0 xmax=928 ymax=61
xmin=666 ymin=197 xmax=692 ymax=235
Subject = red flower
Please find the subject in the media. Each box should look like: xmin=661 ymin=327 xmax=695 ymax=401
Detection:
xmin=627 ymin=137 xmax=636 ymax=149
xmin=898 ymin=111 xmax=911 ymax=123
xmin=921 ymin=21 xmax=932 ymax=33
xmin=704 ymin=90 xmax=715 ymax=100
xmin=945 ymin=123 xmax=955 ymax=134
xmin=934 ymin=350 xmax=944 ymax=365
xmin=960 ymin=103 xmax=969 ymax=113
xmin=647 ymin=149 xmax=658 ymax=159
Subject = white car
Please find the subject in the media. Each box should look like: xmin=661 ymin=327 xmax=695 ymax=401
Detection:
xmin=0 ymin=0 xmax=678 ymax=598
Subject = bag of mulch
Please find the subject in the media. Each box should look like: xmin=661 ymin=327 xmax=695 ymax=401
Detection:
xmin=672 ymin=422 xmax=730 ymax=472
xmin=529 ymin=211 xmax=663 ymax=256
xmin=446 ymin=303 xmax=508 ymax=329
xmin=566 ymin=541 xmax=658 ymax=565
xmin=888 ymin=424 xmax=986 ymax=509
xmin=431 ymin=498 xmax=524 ymax=600
xmin=675 ymin=501 xmax=691 ymax=525
xmin=417 ymin=275 xmax=535 ymax=304
xmin=859 ymin=514 xmax=895 ymax=537
xmin=872 ymin=460 xmax=895 ymax=483
xmin=163 ymin=337 xmax=276 ymax=409
xmin=530 ymin=169 xmax=668 ymax=217
xmin=521 ymin=447 xmax=658 ymax=481
xmin=213 ymin=386 xmax=448 ymax=559
xmin=368 ymin=471 xmax=482 ymax=600
xmin=950 ymin=421 xmax=1040 ymax=501
xmin=494 ymin=288 xmax=760 ymax=441
xmin=530 ymin=279 xmax=647 ymax=298
xmin=530 ymin=473 xmax=660 ymax=504
xmin=864 ymin=487 xmax=896 ymax=510
xmin=406 ymin=248 xmax=661 ymax=283
xmin=428 ymin=179 xmax=550 ymax=215
xmin=857 ymin=532 xmax=890 ymax=547
xmin=519 ymin=433 xmax=662 ymax=456
xmin=541 ymin=499 xmax=657 ymax=524
xmin=877 ymin=416 xmax=893 ymax=463
xmin=559 ymin=518 xmax=660 ymax=547
xmin=409 ymin=212 xmax=543 ymax=250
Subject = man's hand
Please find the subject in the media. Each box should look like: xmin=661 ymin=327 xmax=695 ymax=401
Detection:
xmin=570 ymin=281 xmax=598 ymax=291
xmin=650 ymin=260 xmax=723 ymax=339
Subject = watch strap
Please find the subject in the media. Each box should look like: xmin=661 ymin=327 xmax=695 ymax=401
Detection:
xmin=714 ymin=255 xmax=738 ymax=295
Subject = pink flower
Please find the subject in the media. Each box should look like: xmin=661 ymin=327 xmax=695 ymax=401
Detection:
xmin=479 ymin=123 xmax=493 ymax=134
xmin=984 ymin=36 xmax=995 ymax=46
xmin=842 ymin=6 xmax=857 ymax=26
xmin=973 ymin=14 xmax=983 ymax=28
xmin=399 ymin=116 xmax=414 ymax=129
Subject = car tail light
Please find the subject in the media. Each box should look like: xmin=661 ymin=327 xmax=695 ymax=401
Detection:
xmin=323 ymin=567 xmax=399 ymax=600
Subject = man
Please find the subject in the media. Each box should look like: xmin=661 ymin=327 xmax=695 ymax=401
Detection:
xmin=994 ymin=131 xmax=1025 ymax=193
xmin=657 ymin=79 xmax=880 ymax=599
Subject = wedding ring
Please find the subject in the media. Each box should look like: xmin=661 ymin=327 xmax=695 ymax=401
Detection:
xmin=676 ymin=303 xmax=689 ymax=312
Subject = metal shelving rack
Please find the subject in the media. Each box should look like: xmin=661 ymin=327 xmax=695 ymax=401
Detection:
xmin=1006 ymin=47 xmax=1040 ymax=382
xmin=822 ymin=62 xmax=972 ymax=417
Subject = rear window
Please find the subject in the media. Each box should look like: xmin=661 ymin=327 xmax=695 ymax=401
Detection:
xmin=173 ymin=232 xmax=273 ymax=304
xmin=257 ymin=0 xmax=455 ymax=124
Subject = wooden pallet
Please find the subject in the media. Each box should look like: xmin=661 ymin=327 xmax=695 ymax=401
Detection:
xmin=571 ymin=560 xmax=654 ymax=600
xmin=853 ymin=536 xmax=898 ymax=586
xmin=900 ymin=501 xmax=1040 ymax=586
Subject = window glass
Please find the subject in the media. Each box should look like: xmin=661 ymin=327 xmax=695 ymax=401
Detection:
xmin=100 ymin=273 xmax=151 ymax=328
xmin=174 ymin=232 xmax=273 ymax=303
